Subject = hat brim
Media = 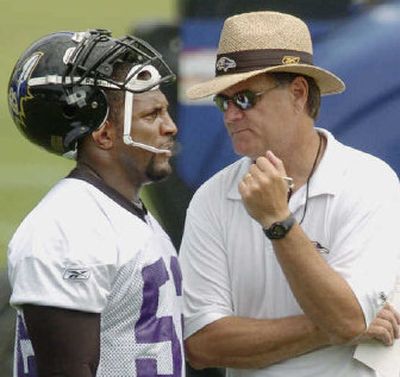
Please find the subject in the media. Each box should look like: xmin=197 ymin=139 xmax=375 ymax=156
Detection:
xmin=186 ymin=64 xmax=345 ymax=99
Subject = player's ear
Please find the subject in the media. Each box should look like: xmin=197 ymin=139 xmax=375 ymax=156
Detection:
xmin=91 ymin=120 xmax=116 ymax=150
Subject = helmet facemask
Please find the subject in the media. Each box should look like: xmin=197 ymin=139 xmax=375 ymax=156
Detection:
xmin=8 ymin=29 xmax=176 ymax=157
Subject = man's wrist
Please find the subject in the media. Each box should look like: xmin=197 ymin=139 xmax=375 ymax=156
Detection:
xmin=263 ymin=213 xmax=296 ymax=240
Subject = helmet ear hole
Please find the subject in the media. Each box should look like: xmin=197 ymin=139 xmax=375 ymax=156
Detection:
xmin=62 ymin=105 xmax=78 ymax=119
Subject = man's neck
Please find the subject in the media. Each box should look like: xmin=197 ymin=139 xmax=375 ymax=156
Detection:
xmin=76 ymin=160 xmax=142 ymax=203
xmin=278 ymin=129 xmax=326 ymax=192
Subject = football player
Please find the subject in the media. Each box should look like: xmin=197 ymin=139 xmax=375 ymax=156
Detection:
xmin=7 ymin=29 xmax=184 ymax=377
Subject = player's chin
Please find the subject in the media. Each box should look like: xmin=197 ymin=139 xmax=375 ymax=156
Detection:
xmin=145 ymin=160 xmax=173 ymax=182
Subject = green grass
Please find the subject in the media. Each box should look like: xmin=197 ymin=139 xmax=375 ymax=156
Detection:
xmin=0 ymin=0 xmax=177 ymax=267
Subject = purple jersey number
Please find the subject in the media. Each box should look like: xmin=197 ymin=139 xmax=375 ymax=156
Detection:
xmin=135 ymin=256 xmax=183 ymax=377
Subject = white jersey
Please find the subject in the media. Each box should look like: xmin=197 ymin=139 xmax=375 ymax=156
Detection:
xmin=179 ymin=129 xmax=400 ymax=377
xmin=8 ymin=169 xmax=184 ymax=377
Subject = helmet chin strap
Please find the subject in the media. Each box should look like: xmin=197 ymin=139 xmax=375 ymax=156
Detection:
xmin=123 ymin=65 xmax=172 ymax=156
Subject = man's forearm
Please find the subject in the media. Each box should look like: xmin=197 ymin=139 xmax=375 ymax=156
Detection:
xmin=23 ymin=305 xmax=100 ymax=377
xmin=272 ymin=224 xmax=366 ymax=343
xmin=185 ymin=315 xmax=330 ymax=369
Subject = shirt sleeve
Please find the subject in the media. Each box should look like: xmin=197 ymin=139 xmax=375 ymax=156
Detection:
xmin=8 ymin=212 xmax=117 ymax=313
xmin=179 ymin=184 xmax=233 ymax=339
xmin=329 ymin=166 xmax=400 ymax=327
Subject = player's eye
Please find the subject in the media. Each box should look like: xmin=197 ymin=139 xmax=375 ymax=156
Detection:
xmin=145 ymin=108 xmax=162 ymax=121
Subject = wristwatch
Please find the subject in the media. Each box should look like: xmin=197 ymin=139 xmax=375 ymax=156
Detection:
xmin=263 ymin=213 xmax=296 ymax=240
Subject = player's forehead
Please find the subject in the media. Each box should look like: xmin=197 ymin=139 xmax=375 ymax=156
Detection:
xmin=133 ymin=89 xmax=169 ymax=111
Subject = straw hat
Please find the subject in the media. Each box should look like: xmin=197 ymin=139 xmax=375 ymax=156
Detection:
xmin=186 ymin=11 xmax=345 ymax=99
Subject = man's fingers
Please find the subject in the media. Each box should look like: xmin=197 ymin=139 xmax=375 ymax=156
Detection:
xmin=265 ymin=150 xmax=286 ymax=176
xmin=382 ymin=303 xmax=400 ymax=338
xmin=238 ymin=179 xmax=249 ymax=195
xmin=365 ymin=303 xmax=400 ymax=346
xmin=252 ymin=154 xmax=275 ymax=175
xmin=251 ymin=153 xmax=289 ymax=187
xmin=367 ymin=318 xmax=394 ymax=346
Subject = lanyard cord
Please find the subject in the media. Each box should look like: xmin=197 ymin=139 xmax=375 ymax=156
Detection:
xmin=298 ymin=132 xmax=323 ymax=225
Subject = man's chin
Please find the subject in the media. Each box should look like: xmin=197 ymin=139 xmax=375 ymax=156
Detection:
xmin=234 ymin=144 xmax=259 ymax=160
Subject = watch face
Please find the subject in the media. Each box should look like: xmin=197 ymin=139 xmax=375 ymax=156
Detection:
xmin=264 ymin=214 xmax=295 ymax=240
xmin=271 ymin=224 xmax=286 ymax=238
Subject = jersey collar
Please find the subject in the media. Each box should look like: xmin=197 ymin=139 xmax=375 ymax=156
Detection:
xmin=66 ymin=166 xmax=148 ymax=222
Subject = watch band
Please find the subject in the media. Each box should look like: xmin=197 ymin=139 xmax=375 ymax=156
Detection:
xmin=263 ymin=213 xmax=296 ymax=240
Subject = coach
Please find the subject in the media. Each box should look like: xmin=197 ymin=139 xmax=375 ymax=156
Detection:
xmin=179 ymin=11 xmax=400 ymax=377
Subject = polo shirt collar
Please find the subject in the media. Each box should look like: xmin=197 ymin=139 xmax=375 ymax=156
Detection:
xmin=227 ymin=128 xmax=345 ymax=201
xmin=308 ymin=128 xmax=344 ymax=197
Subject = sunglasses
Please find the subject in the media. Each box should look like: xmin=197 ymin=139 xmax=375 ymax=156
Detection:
xmin=213 ymin=85 xmax=279 ymax=112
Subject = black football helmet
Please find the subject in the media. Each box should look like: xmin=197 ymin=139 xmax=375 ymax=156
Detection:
xmin=7 ymin=29 xmax=175 ymax=157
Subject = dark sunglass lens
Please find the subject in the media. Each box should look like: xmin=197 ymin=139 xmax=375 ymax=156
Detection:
xmin=234 ymin=90 xmax=256 ymax=110
xmin=214 ymin=94 xmax=228 ymax=112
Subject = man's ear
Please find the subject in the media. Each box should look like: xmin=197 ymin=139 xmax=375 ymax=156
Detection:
xmin=91 ymin=120 xmax=116 ymax=150
xmin=290 ymin=76 xmax=309 ymax=114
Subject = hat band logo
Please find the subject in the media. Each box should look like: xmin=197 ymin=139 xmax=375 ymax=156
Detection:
xmin=282 ymin=56 xmax=301 ymax=65
xmin=214 ymin=49 xmax=313 ymax=77
xmin=216 ymin=56 xmax=237 ymax=72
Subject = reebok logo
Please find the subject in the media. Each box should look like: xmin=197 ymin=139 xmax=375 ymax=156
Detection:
xmin=63 ymin=268 xmax=91 ymax=281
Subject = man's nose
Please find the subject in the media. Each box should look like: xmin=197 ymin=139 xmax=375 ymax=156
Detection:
xmin=223 ymin=101 xmax=245 ymax=123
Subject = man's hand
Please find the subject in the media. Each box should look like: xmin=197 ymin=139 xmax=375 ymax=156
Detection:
xmin=357 ymin=303 xmax=400 ymax=346
xmin=238 ymin=151 xmax=290 ymax=228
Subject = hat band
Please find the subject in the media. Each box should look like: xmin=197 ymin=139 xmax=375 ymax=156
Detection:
xmin=215 ymin=49 xmax=313 ymax=76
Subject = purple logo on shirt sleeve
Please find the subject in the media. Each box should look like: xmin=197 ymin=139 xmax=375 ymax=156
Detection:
xmin=15 ymin=313 xmax=38 ymax=377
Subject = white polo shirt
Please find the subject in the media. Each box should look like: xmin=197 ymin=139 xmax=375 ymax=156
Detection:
xmin=179 ymin=129 xmax=400 ymax=377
